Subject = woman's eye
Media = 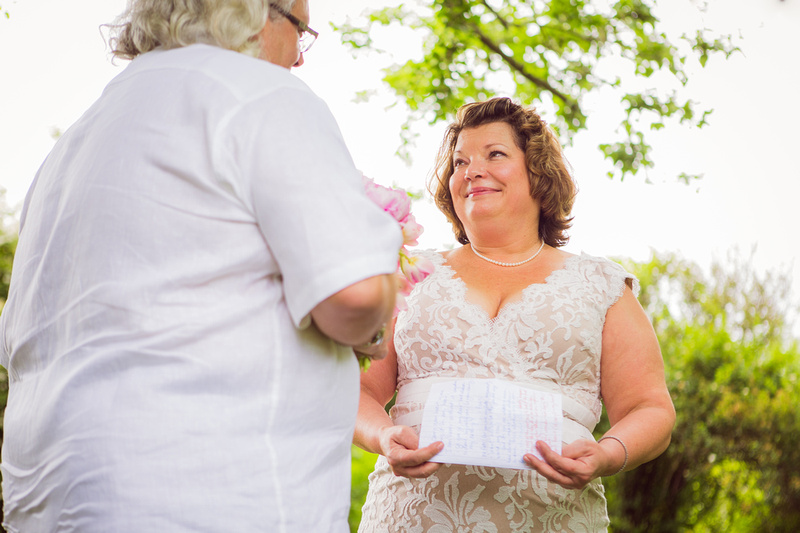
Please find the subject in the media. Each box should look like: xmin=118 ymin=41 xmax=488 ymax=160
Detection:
xmin=453 ymin=159 xmax=466 ymax=168
xmin=490 ymin=150 xmax=506 ymax=158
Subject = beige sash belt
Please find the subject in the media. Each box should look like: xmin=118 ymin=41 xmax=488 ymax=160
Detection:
xmin=393 ymin=377 xmax=598 ymax=444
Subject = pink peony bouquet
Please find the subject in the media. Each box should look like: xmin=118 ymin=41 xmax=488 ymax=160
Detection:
xmin=362 ymin=175 xmax=435 ymax=315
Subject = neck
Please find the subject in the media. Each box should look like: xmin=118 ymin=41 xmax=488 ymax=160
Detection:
xmin=465 ymin=225 xmax=542 ymax=257
xmin=462 ymin=209 xmax=540 ymax=251
xmin=470 ymin=240 xmax=545 ymax=267
xmin=469 ymin=238 xmax=543 ymax=256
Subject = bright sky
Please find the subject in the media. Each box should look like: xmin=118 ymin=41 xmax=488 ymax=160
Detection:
xmin=1 ymin=0 xmax=799 ymax=322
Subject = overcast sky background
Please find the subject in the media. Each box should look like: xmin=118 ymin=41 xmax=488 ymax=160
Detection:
xmin=1 ymin=0 xmax=799 ymax=327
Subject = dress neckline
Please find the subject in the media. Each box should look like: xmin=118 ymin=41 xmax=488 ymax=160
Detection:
xmin=434 ymin=251 xmax=584 ymax=322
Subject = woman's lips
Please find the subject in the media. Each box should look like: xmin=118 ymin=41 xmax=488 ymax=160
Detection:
xmin=466 ymin=187 xmax=498 ymax=197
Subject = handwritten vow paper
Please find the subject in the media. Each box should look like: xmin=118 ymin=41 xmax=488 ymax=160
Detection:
xmin=418 ymin=379 xmax=562 ymax=470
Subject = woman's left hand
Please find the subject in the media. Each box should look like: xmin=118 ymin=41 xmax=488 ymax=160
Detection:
xmin=523 ymin=439 xmax=616 ymax=490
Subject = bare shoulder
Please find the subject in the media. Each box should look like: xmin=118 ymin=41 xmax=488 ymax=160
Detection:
xmin=551 ymin=247 xmax=577 ymax=260
xmin=441 ymin=246 xmax=467 ymax=265
xmin=536 ymin=245 xmax=577 ymax=273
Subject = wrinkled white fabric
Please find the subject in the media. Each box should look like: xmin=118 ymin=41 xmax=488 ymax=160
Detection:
xmin=0 ymin=44 xmax=402 ymax=533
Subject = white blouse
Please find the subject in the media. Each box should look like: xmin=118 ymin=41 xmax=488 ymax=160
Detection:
xmin=0 ymin=44 xmax=401 ymax=533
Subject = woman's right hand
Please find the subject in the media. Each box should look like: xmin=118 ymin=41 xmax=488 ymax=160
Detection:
xmin=378 ymin=425 xmax=444 ymax=478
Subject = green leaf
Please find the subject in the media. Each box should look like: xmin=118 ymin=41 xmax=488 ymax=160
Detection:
xmin=334 ymin=0 xmax=738 ymax=184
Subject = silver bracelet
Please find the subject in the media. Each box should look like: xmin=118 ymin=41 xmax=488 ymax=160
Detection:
xmin=598 ymin=435 xmax=628 ymax=475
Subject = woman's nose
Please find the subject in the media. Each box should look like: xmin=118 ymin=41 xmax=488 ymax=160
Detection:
xmin=465 ymin=161 xmax=483 ymax=180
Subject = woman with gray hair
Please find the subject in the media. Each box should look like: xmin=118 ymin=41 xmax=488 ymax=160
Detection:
xmin=0 ymin=1 xmax=401 ymax=532
xmin=109 ymin=0 xmax=317 ymax=67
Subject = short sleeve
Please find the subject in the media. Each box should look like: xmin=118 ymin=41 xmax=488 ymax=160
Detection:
xmin=219 ymin=86 xmax=403 ymax=327
xmin=598 ymin=258 xmax=640 ymax=309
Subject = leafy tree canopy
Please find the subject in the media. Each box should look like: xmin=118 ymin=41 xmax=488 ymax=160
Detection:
xmin=334 ymin=0 xmax=738 ymax=180
xmin=602 ymin=252 xmax=800 ymax=532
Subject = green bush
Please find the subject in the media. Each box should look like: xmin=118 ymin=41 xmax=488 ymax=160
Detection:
xmin=349 ymin=445 xmax=379 ymax=532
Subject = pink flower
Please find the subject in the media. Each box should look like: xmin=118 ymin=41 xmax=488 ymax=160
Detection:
xmin=362 ymin=173 xmax=435 ymax=319
xmin=399 ymin=252 xmax=435 ymax=285
xmin=394 ymin=294 xmax=408 ymax=316
xmin=362 ymin=175 xmax=411 ymax=223
xmin=401 ymin=215 xmax=424 ymax=247
xmin=397 ymin=272 xmax=415 ymax=296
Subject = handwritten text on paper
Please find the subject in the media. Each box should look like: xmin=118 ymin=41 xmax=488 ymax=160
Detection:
xmin=418 ymin=379 xmax=563 ymax=470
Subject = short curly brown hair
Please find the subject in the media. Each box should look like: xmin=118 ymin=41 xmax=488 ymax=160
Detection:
xmin=429 ymin=97 xmax=577 ymax=247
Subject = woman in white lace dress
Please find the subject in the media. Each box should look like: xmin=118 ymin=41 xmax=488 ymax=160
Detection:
xmin=354 ymin=98 xmax=676 ymax=532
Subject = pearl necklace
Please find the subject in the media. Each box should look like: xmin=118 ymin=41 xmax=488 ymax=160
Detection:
xmin=471 ymin=241 xmax=546 ymax=267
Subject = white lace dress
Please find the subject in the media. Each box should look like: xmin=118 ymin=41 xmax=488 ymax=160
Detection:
xmin=358 ymin=250 xmax=638 ymax=533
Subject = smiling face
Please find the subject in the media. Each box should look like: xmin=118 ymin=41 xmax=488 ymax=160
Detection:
xmin=258 ymin=0 xmax=309 ymax=69
xmin=448 ymin=121 xmax=540 ymax=236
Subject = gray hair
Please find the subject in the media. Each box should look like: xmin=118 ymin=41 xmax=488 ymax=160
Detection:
xmin=107 ymin=0 xmax=295 ymax=60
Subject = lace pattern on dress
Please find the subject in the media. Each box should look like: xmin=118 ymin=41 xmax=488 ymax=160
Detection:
xmin=360 ymin=249 xmax=638 ymax=533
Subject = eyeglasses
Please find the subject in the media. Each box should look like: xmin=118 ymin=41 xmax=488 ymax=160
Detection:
xmin=268 ymin=3 xmax=318 ymax=53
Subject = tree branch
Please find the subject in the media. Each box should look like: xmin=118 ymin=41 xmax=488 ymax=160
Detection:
xmin=478 ymin=0 xmax=511 ymax=30
xmin=468 ymin=21 xmax=576 ymax=109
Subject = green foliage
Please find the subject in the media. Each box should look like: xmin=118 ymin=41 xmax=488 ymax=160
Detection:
xmin=0 ymin=229 xmax=11 ymax=439
xmin=0 ymin=191 xmax=18 ymax=308
xmin=0 ymin=193 xmax=16 ymax=533
xmin=0 ymin=238 xmax=15 ymax=309
xmin=600 ymin=252 xmax=800 ymax=532
xmin=334 ymin=0 xmax=738 ymax=180
xmin=349 ymin=446 xmax=379 ymax=532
